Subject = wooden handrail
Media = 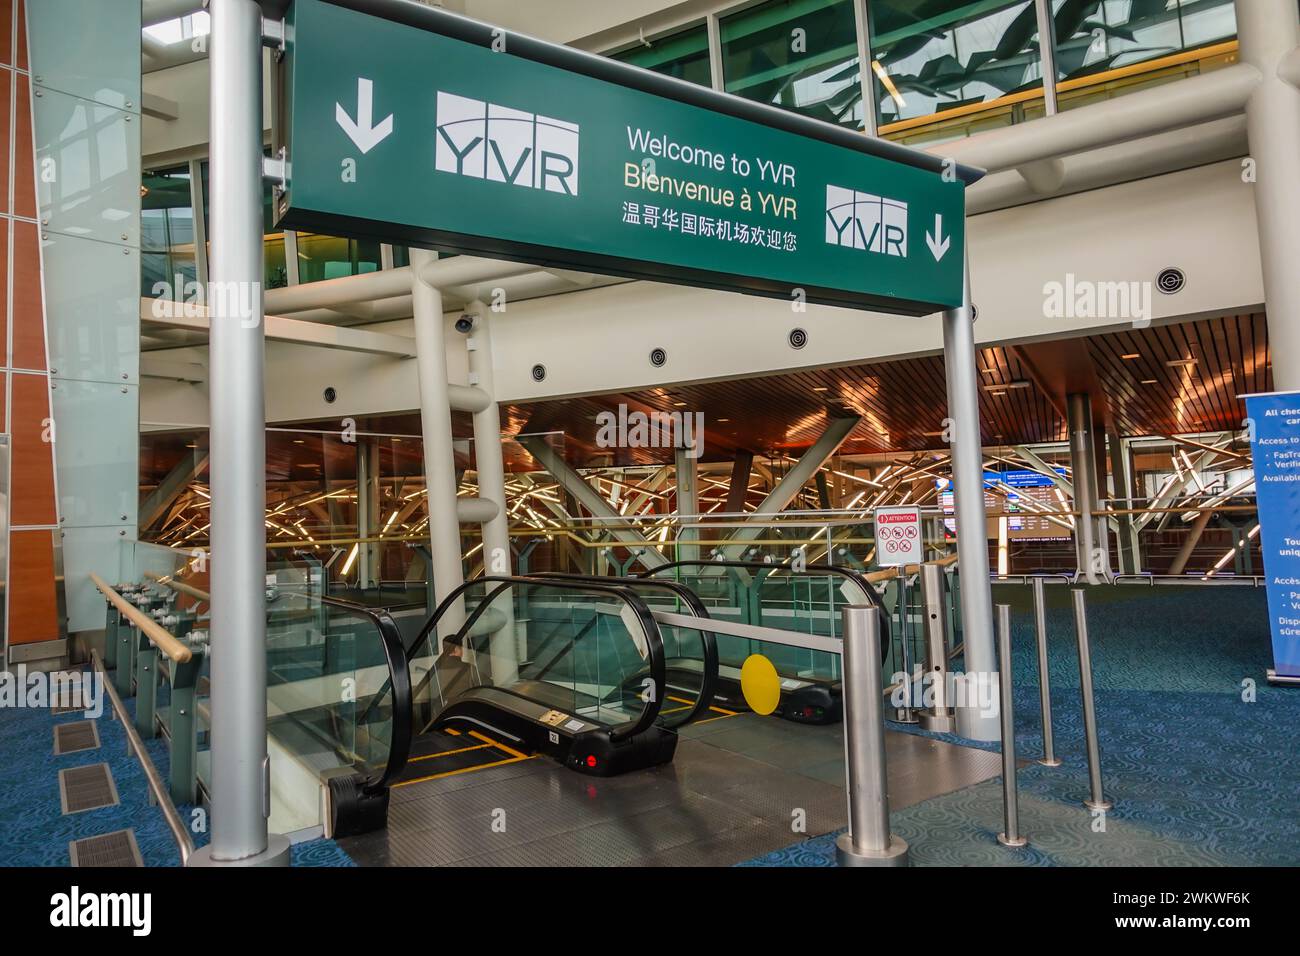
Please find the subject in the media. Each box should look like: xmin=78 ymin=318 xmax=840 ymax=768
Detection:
xmin=91 ymin=572 xmax=193 ymax=664
xmin=145 ymin=571 xmax=211 ymax=603
xmin=862 ymin=552 xmax=958 ymax=583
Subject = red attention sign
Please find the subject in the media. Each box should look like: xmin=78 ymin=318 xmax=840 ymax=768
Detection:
xmin=874 ymin=506 xmax=922 ymax=566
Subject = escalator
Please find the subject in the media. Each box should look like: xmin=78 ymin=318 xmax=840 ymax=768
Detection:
xmin=528 ymin=572 xmax=725 ymax=715
xmin=638 ymin=559 xmax=891 ymax=725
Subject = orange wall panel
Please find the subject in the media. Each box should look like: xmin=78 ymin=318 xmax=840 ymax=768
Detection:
xmin=10 ymin=219 xmax=42 ymax=370
xmin=14 ymin=0 xmax=24 ymax=72
xmin=0 ymin=68 xmax=10 ymax=218
xmin=8 ymin=529 xmax=60 ymax=645
xmin=9 ymin=372 xmax=56 ymax=526
xmin=13 ymin=70 xmax=32 ymax=220
xmin=0 ymin=0 xmax=11 ymax=67
xmin=0 ymin=223 xmax=8 ymax=368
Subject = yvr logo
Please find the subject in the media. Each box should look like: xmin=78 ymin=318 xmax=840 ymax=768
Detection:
xmin=824 ymin=185 xmax=908 ymax=258
xmin=434 ymin=92 xmax=580 ymax=196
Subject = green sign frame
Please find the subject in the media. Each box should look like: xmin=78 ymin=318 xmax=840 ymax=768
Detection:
xmin=276 ymin=0 xmax=982 ymax=314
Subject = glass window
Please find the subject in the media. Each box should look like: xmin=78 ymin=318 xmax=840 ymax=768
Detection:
xmin=868 ymin=1 xmax=1040 ymax=131
xmin=613 ymin=23 xmax=712 ymax=87
xmin=295 ymin=233 xmax=383 ymax=283
xmin=720 ymin=0 xmax=865 ymax=130
xmin=199 ymin=158 xmax=290 ymax=289
xmin=140 ymin=166 xmax=197 ymax=299
xmin=1054 ymin=0 xmax=1238 ymax=110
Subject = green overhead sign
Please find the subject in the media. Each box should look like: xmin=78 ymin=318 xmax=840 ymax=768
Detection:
xmin=277 ymin=0 xmax=977 ymax=314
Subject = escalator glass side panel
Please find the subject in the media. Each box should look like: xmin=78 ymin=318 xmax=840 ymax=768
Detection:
xmin=405 ymin=576 xmax=669 ymax=744
xmin=263 ymin=587 xmax=408 ymax=790
xmin=526 ymin=572 xmax=720 ymax=730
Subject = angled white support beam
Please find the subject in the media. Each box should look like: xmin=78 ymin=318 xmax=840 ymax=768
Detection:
xmin=1013 ymin=445 xmax=1073 ymax=498
xmin=1132 ymin=448 xmax=1222 ymax=533
xmin=716 ymin=415 xmax=860 ymax=558
xmin=518 ymin=435 xmax=668 ymax=571
xmin=140 ymin=448 xmax=210 ymax=530
xmin=1281 ymin=45 xmax=1300 ymax=88
xmin=141 ymin=298 xmax=416 ymax=357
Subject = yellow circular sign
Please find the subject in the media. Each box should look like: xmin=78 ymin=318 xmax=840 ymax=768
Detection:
xmin=740 ymin=654 xmax=781 ymax=716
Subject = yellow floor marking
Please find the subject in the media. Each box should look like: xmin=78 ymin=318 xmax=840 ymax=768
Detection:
xmin=394 ymin=754 xmax=534 ymax=788
xmin=444 ymin=727 xmax=462 ymax=736
xmin=407 ymin=742 xmax=493 ymax=763
xmin=467 ymin=729 xmax=528 ymax=760
xmin=691 ymin=709 xmax=745 ymax=725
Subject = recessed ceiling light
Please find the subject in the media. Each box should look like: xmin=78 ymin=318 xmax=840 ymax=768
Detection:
xmin=1140 ymin=379 xmax=1158 ymax=384
xmin=717 ymin=418 xmax=730 ymax=422
xmin=1121 ymin=353 xmax=1140 ymax=360
xmin=1166 ymin=358 xmax=1197 ymax=368
xmin=989 ymin=390 xmax=1007 ymax=397
xmin=673 ymin=401 xmax=687 ymax=407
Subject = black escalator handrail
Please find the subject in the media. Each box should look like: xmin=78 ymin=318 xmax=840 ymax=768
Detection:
xmin=319 ymin=596 xmax=411 ymax=793
xmin=529 ymin=572 xmax=719 ymax=728
xmin=638 ymin=558 xmax=891 ymax=659
xmin=407 ymin=575 xmax=668 ymax=743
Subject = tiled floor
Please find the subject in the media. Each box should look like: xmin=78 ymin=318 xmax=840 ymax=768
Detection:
xmin=341 ymin=709 xmax=1004 ymax=867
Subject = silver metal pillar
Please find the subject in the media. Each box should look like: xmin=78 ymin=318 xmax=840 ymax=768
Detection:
xmin=1067 ymin=393 xmax=1107 ymax=583
xmin=1031 ymin=577 xmax=1061 ymax=767
xmin=1071 ymin=589 xmax=1112 ymax=811
xmin=356 ymin=437 xmax=380 ymax=588
xmin=941 ymin=254 xmax=999 ymax=741
xmin=674 ymin=446 xmax=699 ymax=563
xmin=995 ymin=604 xmax=1028 ymax=848
xmin=919 ymin=562 xmax=955 ymax=732
xmin=836 ymin=605 xmax=908 ymax=867
xmin=1033 ymin=0 xmax=1059 ymax=114
xmin=189 ymin=0 xmax=288 ymax=867
xmin=1107 ymin=430 xmax=1139 ymax=574
xmin=1238 ymin=0 xmax=1300 ymax=392
xmin=465 ymin=300 xmax=517 ymax=683
xmin=410 ymin=249 xmax=467 ymax=636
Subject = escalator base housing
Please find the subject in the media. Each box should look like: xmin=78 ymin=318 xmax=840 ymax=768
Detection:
xmin=565 ymin=726 xmax=678 ymax=777
xmin=775 ymin=685 xmax=842 ymax=725
xmin=329 ymin=773 xmax=390 ymax=838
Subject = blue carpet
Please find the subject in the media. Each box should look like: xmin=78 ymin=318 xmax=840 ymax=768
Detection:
xmin=0 ymin=666 xmax=354 ymax=867
xmin=743 ymin=584 xmax=1300 ymax=866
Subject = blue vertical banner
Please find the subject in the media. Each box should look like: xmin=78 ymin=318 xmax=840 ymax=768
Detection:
xmin=1243 ymin=391 xmax=1300 ymax=680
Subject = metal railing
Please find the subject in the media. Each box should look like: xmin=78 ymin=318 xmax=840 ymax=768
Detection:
xmin=90 ymin=648 xmax=196 ymax=866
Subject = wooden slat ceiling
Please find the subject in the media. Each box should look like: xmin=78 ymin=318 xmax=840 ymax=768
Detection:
xmin=138 ymin=312 xmax=1270 ymax=483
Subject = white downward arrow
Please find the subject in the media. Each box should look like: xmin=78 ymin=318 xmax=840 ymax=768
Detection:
xmin=926 ymin=213 xmax=951 ymax=262
xmin=336 ymin=78 xmax=393 ymax=154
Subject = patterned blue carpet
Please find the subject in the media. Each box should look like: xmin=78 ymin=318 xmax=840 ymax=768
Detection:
xmin=0 ymin=666 xmax=354 ymax=867
xmin=744 ymin=584 xmax=1300 ymax=867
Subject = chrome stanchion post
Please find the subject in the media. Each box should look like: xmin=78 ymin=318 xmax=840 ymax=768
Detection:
xmin=894 ymin=566 xmax=917 ymax=723
xmin=1032 ymin=577 xmax=1061 ymax=767
xmin=996 ymin=604 xmax=1028 ymax=848
xmin=919 ymin=563 xmax=955 ymax=732
xmin=836 ymin=606 xmax=909 ymax=867
xmin=1071 ymin=589 xmax=1112 ymax=811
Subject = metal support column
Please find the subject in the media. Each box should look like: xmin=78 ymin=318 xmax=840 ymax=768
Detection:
xmin=1238 ymin=0 xmax=1300 ymax=392
xmin=941 ymin=254 xmax=999 ymax=741
xmin=466 ymin=300 xmax=517 ymax=683
xmin=1068 ymin=393 xmax=1109 ymax=583
xmin=1108 ymin=430 xmax=1139 ymax=574
xmin=674 ymin=446 xmax=699 ymax=562
xmin=410 ymin=248 xmax=467 ymax=637
xmin=189 ymin=0 xmax=289 ymax=867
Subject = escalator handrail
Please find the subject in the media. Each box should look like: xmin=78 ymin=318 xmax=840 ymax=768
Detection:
xmin=407 ymin=575 xmax=669 ymax=743
xmin=318 ymin=596 xmax=412 ymax=793
xmin=528 ymin=572 xmax=719 ymax=728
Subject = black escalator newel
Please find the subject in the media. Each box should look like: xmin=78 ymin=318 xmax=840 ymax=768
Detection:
xmin=329 ymin=774 xmax=390 ymax=838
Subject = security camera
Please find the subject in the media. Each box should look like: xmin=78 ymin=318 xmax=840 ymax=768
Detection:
xmin=455 ymin=315 xmax=474 ymax=334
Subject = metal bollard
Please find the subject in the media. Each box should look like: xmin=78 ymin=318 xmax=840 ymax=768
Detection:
xmin=996 ymin=604 xmax=1028 ymax=848
xmin=1031 ymin=577 xmax=1061 ymax=767
xmin=918 ymin=563 xmax=955 ymax=732
xmin=836 ymin=606 xmax=909 ymax=867
xmin=1071 ymin=589 xmax=1112 ymax=811
xmin=893 ymin=566 xmax=917 ymax=723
